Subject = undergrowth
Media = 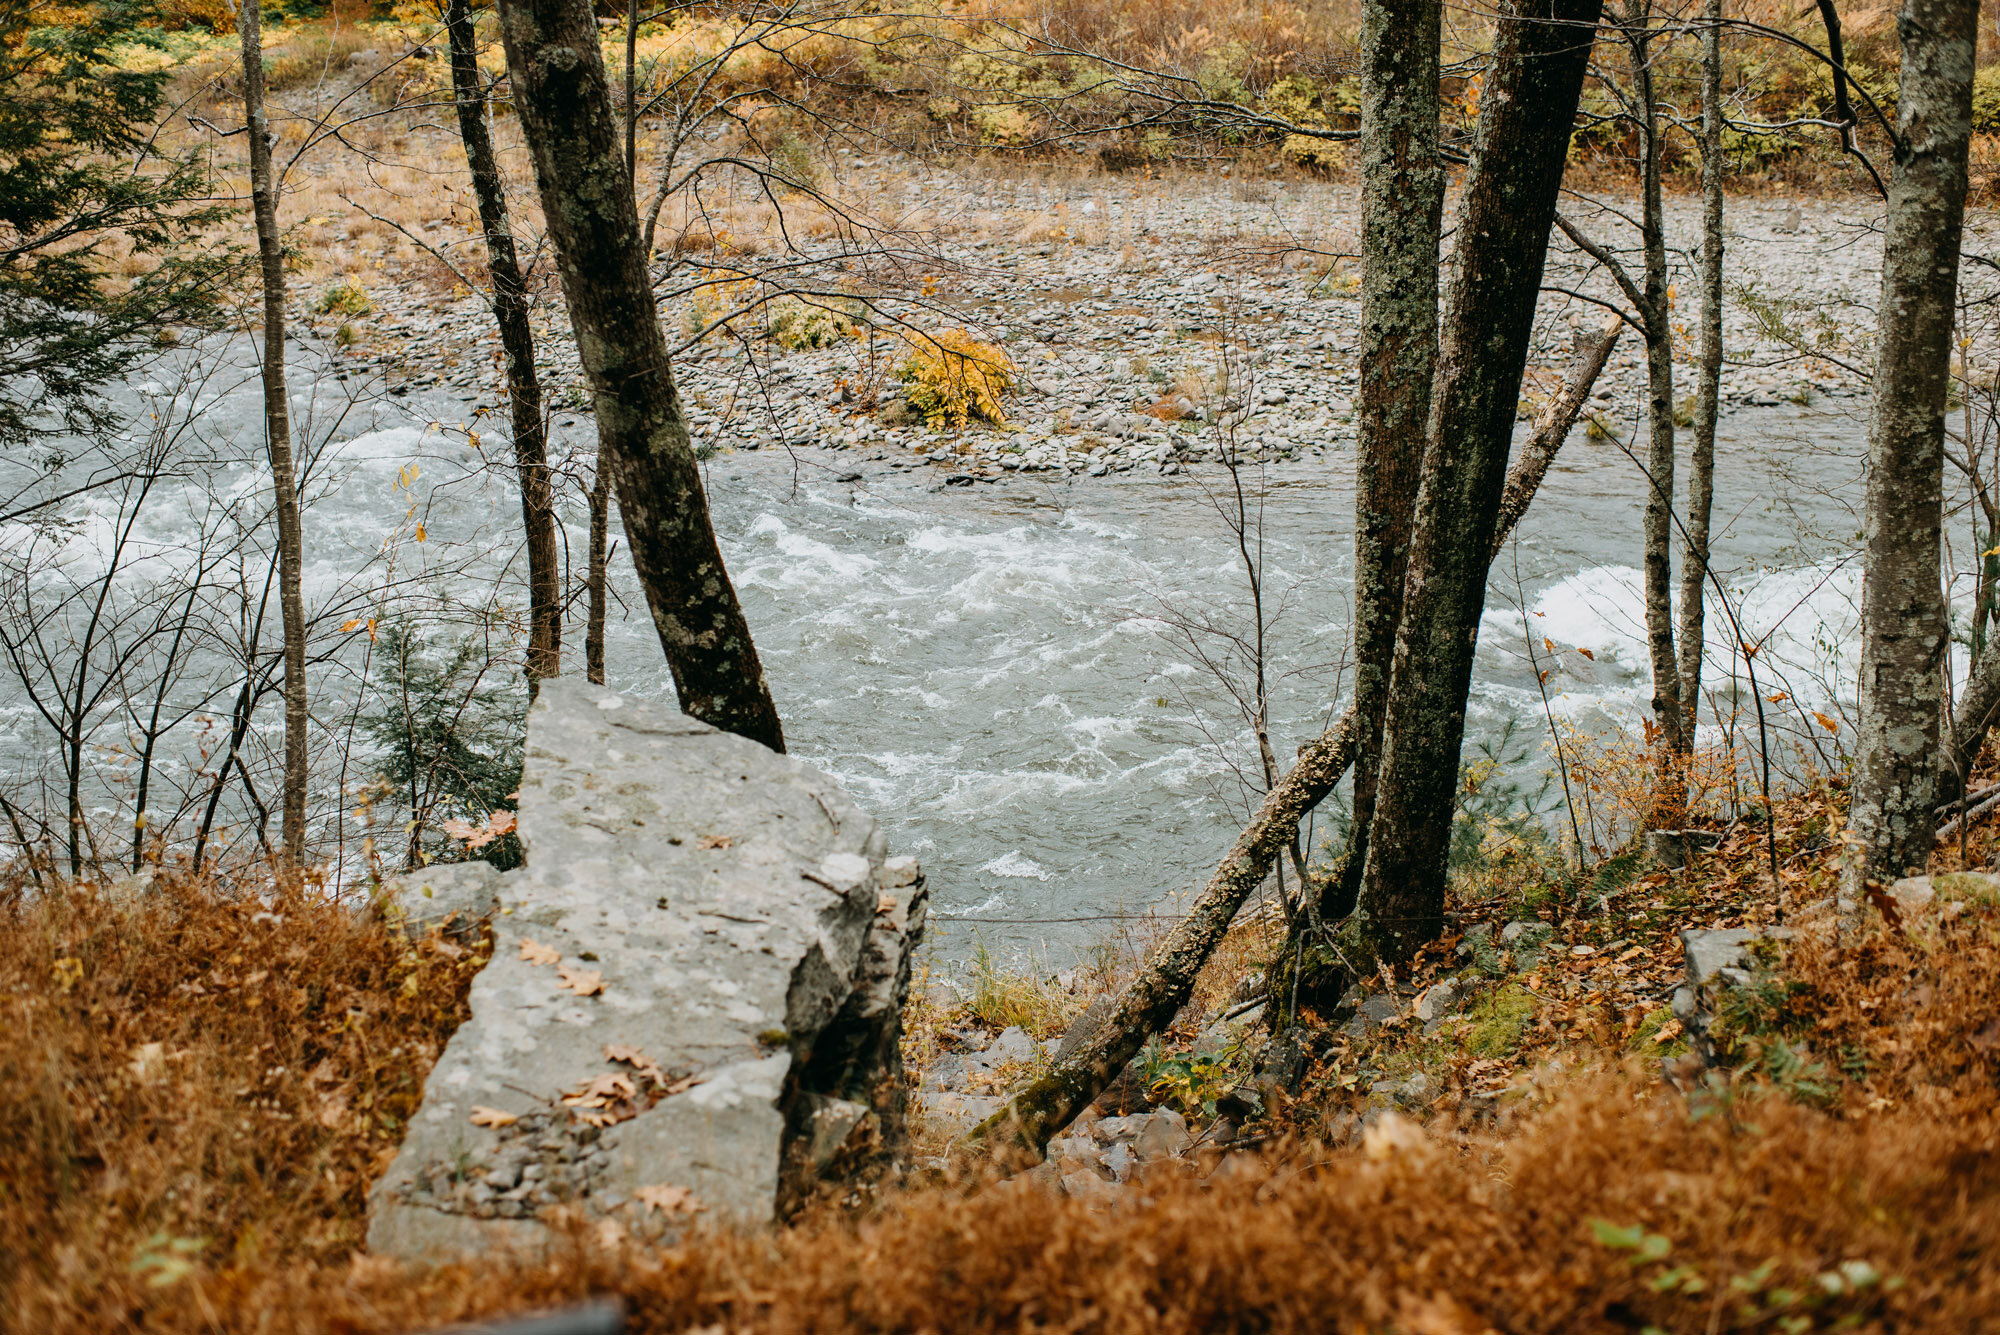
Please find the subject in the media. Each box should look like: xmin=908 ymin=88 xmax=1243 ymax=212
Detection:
xmin=10 ymin=769 xmax=2000 ymax=1331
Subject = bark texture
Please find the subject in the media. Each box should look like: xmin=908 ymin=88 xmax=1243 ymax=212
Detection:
xmin=973 ymin=709 xmax=1362 ymax=1156
xmin=1356 ymin=0 xmax=1601 ymax=964
xmin=238 ymin=0 xmax=309 ymax=866
xmin=1322 ymin=0 xmax=1444 ymax=919
xmin=1677 ymin=0 xmax=1724 ymax=744
xmin=1942 ymin=637 xmax=2000 ymax=808
xmin=495 ymin=0 xmax=783 ymax=751
xmin=1843 ymin=0 xmax=1976 ymax=895
xmin=444 ymin=0 xmax=561 ymax=697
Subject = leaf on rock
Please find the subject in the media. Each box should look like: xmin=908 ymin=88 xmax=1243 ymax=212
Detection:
xmin=604 ymin=1043 xmax=664 ymax=1083
xmin=519 ymin=939 xmax=560 ymax=966
xmin=469 ymin=1105 xmax=518 ymax=1128
xmin=558 ymin=964 xmax=604 ymax=997
xmin=695 ymin=834 xmax=734 ymax=850
xmin=633 ymin=1183 xmax=703 ymax=1216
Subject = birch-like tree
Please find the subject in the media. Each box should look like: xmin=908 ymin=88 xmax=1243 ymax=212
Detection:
xmin=236 ymin=0 xmax=310 ymax=865
xmin=1844 ymin=0 xmax=1978 ymax=897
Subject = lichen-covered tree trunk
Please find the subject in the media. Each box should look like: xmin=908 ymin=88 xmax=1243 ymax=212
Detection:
xmin=494 ymin=0 xmax=783 ymax=751
xmin=973 ymin=710 xmax=1363 ymax=1157
xmin=1356 ymin=0 xmax=1602 ymax=964
xmin=1677 ymin=0 xmax=1724 ymax=747
xmin=443 ymin=0 xmax=561 ymax=699
xmin=1843 ymin=0 xmax=1976 ymax=900
xmin=1626 ymin=0 xmax=1687 ymax=771
xmin=238 ymin=0 xmax=308 ymax=867
xmin=1321 ymin=0 xmax=1443 ymax=921
xmin=1941 ymin=635 xmax=2000 ymax=809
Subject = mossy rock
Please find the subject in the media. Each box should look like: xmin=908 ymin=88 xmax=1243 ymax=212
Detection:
xmin=1627 ymin=1005 xmax=1690 ymax=1058
xmin=1461 ymin=984 xmax=1538 ymax=1059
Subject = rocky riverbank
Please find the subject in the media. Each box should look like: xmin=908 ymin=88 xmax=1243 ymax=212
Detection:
xmin=322 ymin=169 xmax=1904 ymax=485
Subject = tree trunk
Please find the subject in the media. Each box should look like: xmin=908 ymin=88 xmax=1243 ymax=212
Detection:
xmin=967 ymin=303 xmax=1617 ymax=1157
xmin=1941 ymin=633 xmax=2000 ymax=808
xmin=1320 ymin=0 xmax=1444 ymax=922
xmin=494 ymin=0 xmax=783 ymax=751
xmin=1356 ymin=0 xmax=1602 ymax=965
xmin=974 ymin=708 xmax=1363 ymax=1157
xmin=1678 ymin=0 xmax=1724 ymax=748
xmin=1843 ymin=0 xmax=1976 ymax=900
xmin=586 ymin=463 xmax=610 ymax=686
xmin=238 ymin=0 xmax=309 ymax=867
xmin=1627 ymin=0 xmax=1687 ymax=772
xmin=1490 ymin=318 xmax=1622 ymax=558
xmin=443 ymin=0 xmax=561 ymax=698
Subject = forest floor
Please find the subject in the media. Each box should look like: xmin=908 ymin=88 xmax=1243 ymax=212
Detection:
xmin=8 ymin=765 xmax=2000 ymax=1333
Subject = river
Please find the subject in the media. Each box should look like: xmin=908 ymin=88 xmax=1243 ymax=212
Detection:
xmin=0 ymin=343 xmax=1870 ymax=963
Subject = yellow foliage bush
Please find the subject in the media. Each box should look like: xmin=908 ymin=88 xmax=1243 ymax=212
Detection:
xmin=898 ymin=329 xmax=1013 ymax=428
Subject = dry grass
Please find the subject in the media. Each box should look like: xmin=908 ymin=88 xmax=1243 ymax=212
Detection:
xmin=0 ymin=865 xmax=487 ymax=1331
xmin=12 ymin=771 xmax=2000 ymax=1333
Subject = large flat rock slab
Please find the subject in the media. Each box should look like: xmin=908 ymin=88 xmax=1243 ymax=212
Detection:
xmin=368 ymin=680 xmax=925 ymax=1263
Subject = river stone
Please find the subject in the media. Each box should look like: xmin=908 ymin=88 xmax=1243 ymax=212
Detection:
xmin=367 ymin=679 xmax=928 ymax=1263
xmin=379 ymin=860 xmax=503 ymax=935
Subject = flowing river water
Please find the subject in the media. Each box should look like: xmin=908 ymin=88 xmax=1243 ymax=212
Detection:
xmin=0 ymin=345 xmax=1870 ymax=963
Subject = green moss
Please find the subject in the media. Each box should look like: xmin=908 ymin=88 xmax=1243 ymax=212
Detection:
xmin=1934 ymin=872 xmax=2000 ymax=907
xmin=1628 ymin=1005 xmax=1690 ymax=1058
xmin=1461 ymin=984 xmax=1538 ymax=1058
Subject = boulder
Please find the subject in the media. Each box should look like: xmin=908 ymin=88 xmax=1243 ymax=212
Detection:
xmin=378 ymin=860 xmax=503 ymax=936
xmin=367 ymin=680 xmax=928 ymax=1263
xmin=1677 ymin=926 xmax=1789 ymax=1066
xmin=1645 ymin=828 xmax=1722 ymax=871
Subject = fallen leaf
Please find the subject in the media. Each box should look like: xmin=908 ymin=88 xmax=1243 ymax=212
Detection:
xmin=1767 ymin=691 xmax=1790 ymax=704
xmin=519 ymin=939 xmax=560 ymax=966
xmin=604 ymin=1043 xmax=665 ymax=1083
xmin=315 ymin=1091 xmax=349 ymax=1129
xmin=562 ymin=1072 xmax=636 ymax=1107
xmin=469 ymin=1106 xmax=518 ymax=1128
xmin=1576 ymin=646 xmax=1595 ymax=661
xmin=558 ymin=963 xmax=604 ymax=997
xmin=1651 ymin=1019 xmax=1684 ymax=1045
xmin=442 ymin=810 xmax=517 ymax=850
xmin=876 ymin=892 xmax=897 ymax=913
xmin=128 ymin=1041 xmax=167 ymax=1081
xmin=695 ymin=834 xmax=733 ymax=850
xmin=1812 ymin=710 xmax=1841 ymax=735
xmin=633 ymin=1183 xmax=703 ymax=1216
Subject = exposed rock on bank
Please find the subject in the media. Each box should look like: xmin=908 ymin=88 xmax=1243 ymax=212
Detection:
xmin=367 ymin=679 xmax=927 ymax=1263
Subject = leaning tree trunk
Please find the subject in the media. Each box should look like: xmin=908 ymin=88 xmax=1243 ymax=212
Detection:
xmin=974 ymin=709 xmax=1364 ymax=1157
xmin=971 ymin=282 xmax=1620 ymax=1160
xmin=494 ymin=0 xmax=783 ymax=751
xmin=1942 ymin=635 xmax=2000 ymax=808
xmin=1843 ymin=0 xmax=1976 ymax=903
xmin=1627 ymin=0 xmax=1687 ymax=776
xmin=1356 ymin=0 xmax=1602 ymax=965
xmin=1677 ymin=0 xmax=1724 ymax=749
xmin=238 ymin=0 xmax=309 ymax=867
xmin=1320 ymin=0 xmax=1444 ymax=923
xmin=443 ymin=0 xmax=561 ymax=698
